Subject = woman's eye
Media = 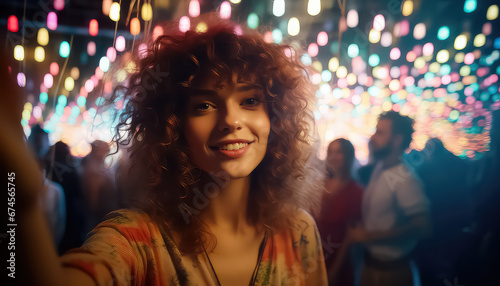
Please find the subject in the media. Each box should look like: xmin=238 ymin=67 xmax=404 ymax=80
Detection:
xmin=195 ymin=103 xmax=212 ymax=110
xmin=242 ymin=98 xmax=261 ymax=106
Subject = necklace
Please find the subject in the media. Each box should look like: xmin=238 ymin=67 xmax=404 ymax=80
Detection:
xmin=204 ymin=230 xmax=268 ymax=286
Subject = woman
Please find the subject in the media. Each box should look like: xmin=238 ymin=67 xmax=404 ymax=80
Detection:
xmin=1 ymin=16 xmax=327 ymax=285
xmin=316 ymin=139 xmax=363 ymax=285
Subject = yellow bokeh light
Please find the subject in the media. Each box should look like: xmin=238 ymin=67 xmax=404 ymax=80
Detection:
xmin=336 ymin=66 xmax=348 ymax=78
xmin=328 ymin=57 xmax=339 ymax=72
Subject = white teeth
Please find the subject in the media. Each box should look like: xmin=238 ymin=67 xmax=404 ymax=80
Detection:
xmin=219 ymin=143 xmax=249 ymax=151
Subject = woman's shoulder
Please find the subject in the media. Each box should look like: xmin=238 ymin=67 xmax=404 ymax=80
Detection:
xmin=288 ymin=209 xmax=320 ymax=236
xmin=94 ymin=208 xmax=159 ymax=234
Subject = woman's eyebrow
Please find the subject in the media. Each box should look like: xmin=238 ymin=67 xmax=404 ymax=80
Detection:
xmin=190 ymin=84 xmax=260 ymax=96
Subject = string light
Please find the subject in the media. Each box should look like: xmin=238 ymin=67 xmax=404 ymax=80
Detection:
xmin=402 ymin=0 xmax=413 ymax=16
xmin=220 ymin=1 xmax=231 ymax=19
xmin=288 ymin=17 xmax=300 ymax=36
xmin=47 ymin=12 xmax=57 ymax=30
xmin=130 ymin=17 xmax=141 ymax=35
xmin=89 ymin=19 xmax=98 ymax=36
xmin=141 ymin=3 xmax=153 ymax=21
xmin=307 ymin=0 xmax=321 ymax=16
xmin=189 ymin=0 xmax=200 ymax=17
xmin=273 ymin=0 xmax=285 ymax=17
xmin=7 ymin=15 xmax=18 ymax=32
xmin=34 ymin=46 xmax=45 ymax=62
xmin=110 ymin=2 xmax=120 ymax=22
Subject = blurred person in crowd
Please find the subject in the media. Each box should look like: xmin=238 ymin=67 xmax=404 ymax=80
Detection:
xmin=45 ymin=141 xmax=88 ymax=254
xmin=316 ymin=138 xmax=363 ymax=286
xmin=454 ymin=109 xmax=500 ymax=286
xmin=27 ymin=124 xmax=66 ymax=248
xmin=1 ymin=15 xmax=328 ymax=285
xmin=81 ymin=140 xmax=117 ymax=230
xmin=411 ymin=138 xmax=474 ymax=285
xmin=347 ymin=111 xmax=431 ymax=286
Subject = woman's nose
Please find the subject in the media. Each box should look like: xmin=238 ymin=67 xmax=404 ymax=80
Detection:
xmin=218 ymin=105 xmax=243 ymax=132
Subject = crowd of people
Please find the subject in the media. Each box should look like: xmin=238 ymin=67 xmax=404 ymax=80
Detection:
xmin=1 ymin=14 xmax=499 ymax=286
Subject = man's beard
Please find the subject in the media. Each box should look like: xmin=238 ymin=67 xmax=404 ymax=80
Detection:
xmin=370 ymin=140 xmax=392 ymax=160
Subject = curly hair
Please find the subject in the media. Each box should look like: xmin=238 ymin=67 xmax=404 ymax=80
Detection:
xmin=111 ymin=15 xmax=323 ymax=254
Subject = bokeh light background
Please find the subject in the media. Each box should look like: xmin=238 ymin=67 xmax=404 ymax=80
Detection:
xmin=2 ymin=0 xmax=500 ymax=164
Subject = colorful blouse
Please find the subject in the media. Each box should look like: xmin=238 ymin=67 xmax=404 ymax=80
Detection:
xmin=60 ymin=209 xmax=328 ymax=285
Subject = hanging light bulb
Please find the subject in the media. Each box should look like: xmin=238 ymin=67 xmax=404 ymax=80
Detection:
xmin=47 ymin=12 xmax=57 ymax=30
xmin=307 ymin=0 xmax=321 ymax=16
xmin=346 ymin=10 xmax=358 ymax=28
xmin=402 ymin=0 xmax=413 ymax=16
xmin=14 ymin=45 xmax=24 ymax=61
xmin=34 ymin=46 xmax=45 ymax=62
xmin=179 ymin=16 xmax=190 ymax=32
xmin=273 ymin=0 xmax=285 ymax=17
xmin=116 ymin=36 xmax=126 ymax=52
xmin=53 ymin=0 xmax=64 ymax=11
xmin=220 ymin=1 xmax=231 ymax=19
xmin=130 ymin=17 xmax=141 ymax=35
xmin=7 ymin=15 xmax=18 ymax=32
xmin=37 ymin=28 xmax=49 ymax=46
xmin=288 ymin=17 xmax=300 ymax=36
xmin=189 ymin=0 xmax=200 ymax=17
xmin=110 ymin=2 xmax=120 ymax=22
xmin=102 ymin=0 xmax=112 ymax=16
xmin=89 ymin=19 xmax=98 ymax=36
xmin=141 ymin=3 xmax=153 ymax=21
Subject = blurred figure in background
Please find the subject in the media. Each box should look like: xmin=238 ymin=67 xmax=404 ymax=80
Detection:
xmin=412 ymin=138 xmax=474 ymax=285
xmin=45 ymin=141 xmax=87 ymax=254
xmin=81 ymin=140 xmax=117 ymax=230
xmin=316 ymin=138 xmax=363 ymax=286
xmin=347 ymin=111 xmax=431 ymax=286
xmin=27 ymin=124 xmax=66 ymax=248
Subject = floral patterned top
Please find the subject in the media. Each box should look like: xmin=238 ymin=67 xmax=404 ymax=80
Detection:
xmin=60 ymin=209 xmax=328 ymax=286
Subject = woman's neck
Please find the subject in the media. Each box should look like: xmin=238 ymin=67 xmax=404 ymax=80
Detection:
xmin=199 ymin=175 xmax=253 ymax=234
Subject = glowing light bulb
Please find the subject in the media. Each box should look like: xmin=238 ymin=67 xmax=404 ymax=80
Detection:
xmin=307 ymin=0 xmax=321 ymax=16
xmin=102 ymin=0 xmax=112 ymax=15
xmin=116 ymin=36 xmax=126 ymax=52
xmin=436 ymin=50 xmax=450 ymax=63
xmin=308 ymin=43 xmax=319 ymax=57
xmin=454 ymin=34 xmax=467 ymax=50
xmin=59 ymin=41 xmax=70 ymax=58
xmin=474 ymin=34 xmax=485 ymax=47
xmin=196 ymin=22 xmax=207 ymax=33
xmin=70 ymin=67 xmax=80 ymax=79
xmin=464 ymin=0 xmax=477 ymax=13
xmin=89 ymin=19 xmax=98 ymax=36
xmin=50 ymin=62 xmax=59 ymax=75
xmin=288 ymin=17 xmax=300 ymax=36
xmin=179 ymin=16 xmax=190 ymax=32
xmin=130 ymin=17 xmax=141 ymax=35
xmin=87 ymin=41 xmax=96 ymax=56
xmin=273 ymin=0 xmax=285 ymax=17
xmin=413 ymin=23 xmax=426 ymax=40
xmin=437 ymin=26 xmax=450 ymax=40
xmin=328 ymin=57 xmax=339 ymax=72
xmin=373 ymin=14 xmax=385 ymax=31
xmin=141 ymin=3 xmax=153 ymax=21
xmin=99 ymin=57 xmax=110 ymax=73
xmin=54 ymin=0 xmax=64 ymax=11
xmin=220 ymin=1 xmax=231 ymax=19
xmin=402 ymin=0 xmax=413 ymax=16
xmin=47 ymin=12 xmax=57 ymax=30
xmin=107 ymin=47 xmax=117 ymax=62
xmin=487 ymin=5 xmax=499 ymax=20
xmin=34 ymin=46 xmax=45 ymax=62
xmin=272 ymin=29 xmax=283 ymax=43
xmin=369 ymin=29 xmax=380 ymax=43
xmin=317 ymin=31 xmax=328 ymax=46
xmin=44 ymin=73 xmax=53 ymax=89
xmin=110 ymin=2 xmax=120 ymax=22
xmin=37 ymin=28 xmax=49 ymax=46
xmin=14 ymin=45 xmax=24 ymax=61
xmin=247 ymin=13 xmax=259 ymax=29
xmin=153 ymin=25 xmax=164 ymax=40
xmin=189 ymin=0 xmax=200 ymax=17
xmin=346 ymin=10 xmax=358 ymax=28
xmin=64 ymin=77 xmax=74 ymax=91
xmin=7 ymin=15 xmax=18 ymax=32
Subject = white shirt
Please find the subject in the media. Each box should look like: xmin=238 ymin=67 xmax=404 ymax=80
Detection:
xmin=362 ymin=162 xmax=430 ymax=261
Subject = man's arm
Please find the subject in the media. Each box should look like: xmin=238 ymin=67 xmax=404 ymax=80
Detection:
xmin=347 ymin=212 xmax=432 ymax=244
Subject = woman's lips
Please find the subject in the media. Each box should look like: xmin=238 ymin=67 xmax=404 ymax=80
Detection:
xmin=210 ymin=142 xmax=253 ymax=159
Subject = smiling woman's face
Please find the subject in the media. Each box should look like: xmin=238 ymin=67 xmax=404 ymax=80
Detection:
xmin=183 ymin=74 xmax=271 ymax=179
